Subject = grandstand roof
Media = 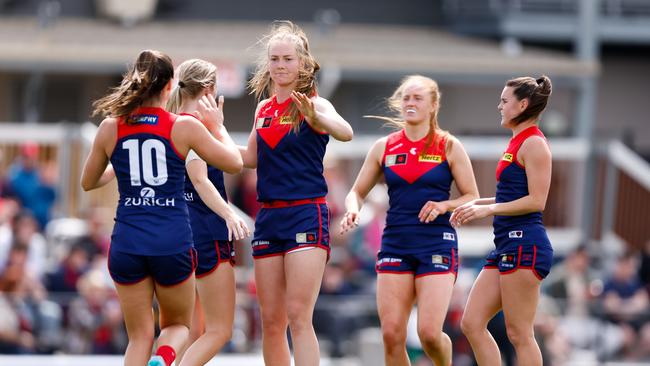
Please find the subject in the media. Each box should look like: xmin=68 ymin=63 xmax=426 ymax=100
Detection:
xmin=0 ymin=17 xmax=598 ymax=78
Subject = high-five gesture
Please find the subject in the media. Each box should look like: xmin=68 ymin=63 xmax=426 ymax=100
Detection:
xmin=290 ymin=91 xmax=317 ymax=125
xmin=195 ymin=94 xmax=224 ymax=132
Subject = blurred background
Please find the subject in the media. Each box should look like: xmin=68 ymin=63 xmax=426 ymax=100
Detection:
xmin=0 ymin=0 xmax=648 ymax=365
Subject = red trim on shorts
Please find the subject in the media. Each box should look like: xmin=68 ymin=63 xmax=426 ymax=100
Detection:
xmin=261 ymin=197 xmax=326 ymax=208
xmin=252 ymin=252 xmax=286 ymax=260
xmin=195 ymin=241 xmax=221 ymax=279
xmin=286 ymin=244 xmax=329 ymax=255
xmin=216 ymin=240 xmax=221 ymax=263
xmin=107 ymin=249 xmax=150 ymax=286
xmin=317 ymin=203 xmax=323 ymax=246
xmin=195 ymin=259 xmax=234 ymax=279
xmin=501 ymin=267 xmax=544 ymax=281
xmin=377 ymin=270 xmax=415 ymax=275
xmin=112 ymin=276 xmax=150 ymax=286
xmin=531 ymin=245 xmax=543 ymax=279
xmin=155 ymin=271 xmax=194 ymax=288
xmin=155 ymin=248 xmax=196 ymax=288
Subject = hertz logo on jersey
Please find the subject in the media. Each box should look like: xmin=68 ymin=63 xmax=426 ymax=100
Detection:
xmin=279 ymin=116 xmax=294 ymax=125
xmin=501 ymin=153 xmax=513 ymax=162
xmin=418 ymin=154 xmax=442 ymax=163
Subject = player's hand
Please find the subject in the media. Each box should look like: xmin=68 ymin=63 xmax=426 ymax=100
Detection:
xmin=195 ymin=94 xmax=224 ymax=132
xmin=418 ymin=201 xmax=449 ymax=223
xmin=224 ymin=212 xmax=251 ymax=241
xmin=450 ymin=203 xmax=493 ymax=228
xmin=340 ymin=211 xmax=359 ymax=234
xmin=290 ymin=91 xmax=318 ymax=125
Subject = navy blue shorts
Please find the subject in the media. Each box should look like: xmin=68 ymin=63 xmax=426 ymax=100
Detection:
xmin=195 ymin=239 xmax=234 ymax=278
xmin=484 ymin=244 xmax=553 ymax=280
xmin=252 ymin=202 xmax=330 ymax=258
xmin=108 ymin=246 xmax=197 ymax=286
xmin=376 ymin=247 xmax=458 ymax=278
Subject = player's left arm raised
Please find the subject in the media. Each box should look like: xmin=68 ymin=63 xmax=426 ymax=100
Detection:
xmin=291 ymin=91 xmax=353 ymax=141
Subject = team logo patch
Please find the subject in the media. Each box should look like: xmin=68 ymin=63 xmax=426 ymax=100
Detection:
xmin=296 ymin=232 xmax=317 ymax=244
xmin=419 ymin=154 xmax=442 ymax=163
xmin=279 ymin=116 xmax=293 ymax=125
xmin=432 ymin=255 xmax=450 ymax=269
xmin=502 ymin=153 xmax=513 ymax=162
xmin=256 ymin=117 xmax=272 ymax=129
xmin=500 ymin=254 xmax=516 ymax=268
xmin=509 ymin=230 xmax=523 ymax=239
xmin=128 ymin=114 xmax=158 ymax=125
xmin=385 ymin=153 xmax=407 ymax=167
xmin=443 ymin=232 xmax=455 ymax=241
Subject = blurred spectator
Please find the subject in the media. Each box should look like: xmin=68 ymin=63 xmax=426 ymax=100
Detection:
xmin=0 ymin=245 xmax=36 ymax=354
xmin=323 ymin=157 xmax=349 ymax=218
xmin=46 ymin=242 xmax=90 ymax=293
xmin=7 ymin=142 xmax=57 ymax=229
xmin=539 ymin=246 xmax=630 ymax=362
xmin=65 ymin=270 xmax=125 ymax=354
xmin=603 ymin=252 xmax=649 ymax=327
xmin=545 ymin=245 xmax=597 ymax=317
xmin=0 ymin=243 xmax=63 ymax=353
xmin=81 ymin=207 xmax=111 ymax=259
xmin=601 ymin=252 xmax=650 ymax=359
xmin=347 ymin=185 xmax=387 ymax=275
xmin=314 ymin=259 xmax=362 ymax=358
xmin=0 ymin=209 xmax=47 ymax=280
xmin=638 ymin=239 xmax=650 ymax=294
xmin=0 ymin=197 xmax=21 ymax=275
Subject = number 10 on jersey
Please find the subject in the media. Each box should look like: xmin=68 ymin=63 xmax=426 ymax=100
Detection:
xmin=122 ymin=139 xmax=168 ymax=186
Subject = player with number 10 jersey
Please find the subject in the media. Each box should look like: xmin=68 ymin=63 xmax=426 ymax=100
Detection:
xmin=111 ymin=108 xmax=193 ymax=257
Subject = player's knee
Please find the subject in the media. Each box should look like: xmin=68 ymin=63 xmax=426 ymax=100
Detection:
xmin=205 ymin=327 xmax=233 ymax=343
xmin=504 ymin=321 xmax=534 ymax=348
xmin=381 ymin=321 xmax=407 ymax=349
xmin=460 ymin=314 xmax=482 ymax=338
xmin=417 ymin=325 xmax=444 ymax=349
xmin=128 ymin=327 xmax=155 ymax=348
xmin=286 ymin=302 xmax=312 ymax=333
xmin=260 ymin=311 xmax=288 ymax=334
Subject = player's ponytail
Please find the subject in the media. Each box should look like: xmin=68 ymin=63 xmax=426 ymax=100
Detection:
xmin=167 ymin=59 xmax=217 ymax=113
xmin=506 ymin=75 xmax=553 ymax=124
xmin=92 ymin=50 xmax=174 ymax=119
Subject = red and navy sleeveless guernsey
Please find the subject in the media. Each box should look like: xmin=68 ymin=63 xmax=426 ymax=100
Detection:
xmin=181 ymin=114 xmax=229 ymax=243
xmin=255 ymin=96 xmax=329 ymax=202
xmin=110 ymin=107 xmax=193 ymax=256
xmin=382 ymin=130 xmax=457 ymax=254
xmin=493 ymin=125 xmax=549 ymax=246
